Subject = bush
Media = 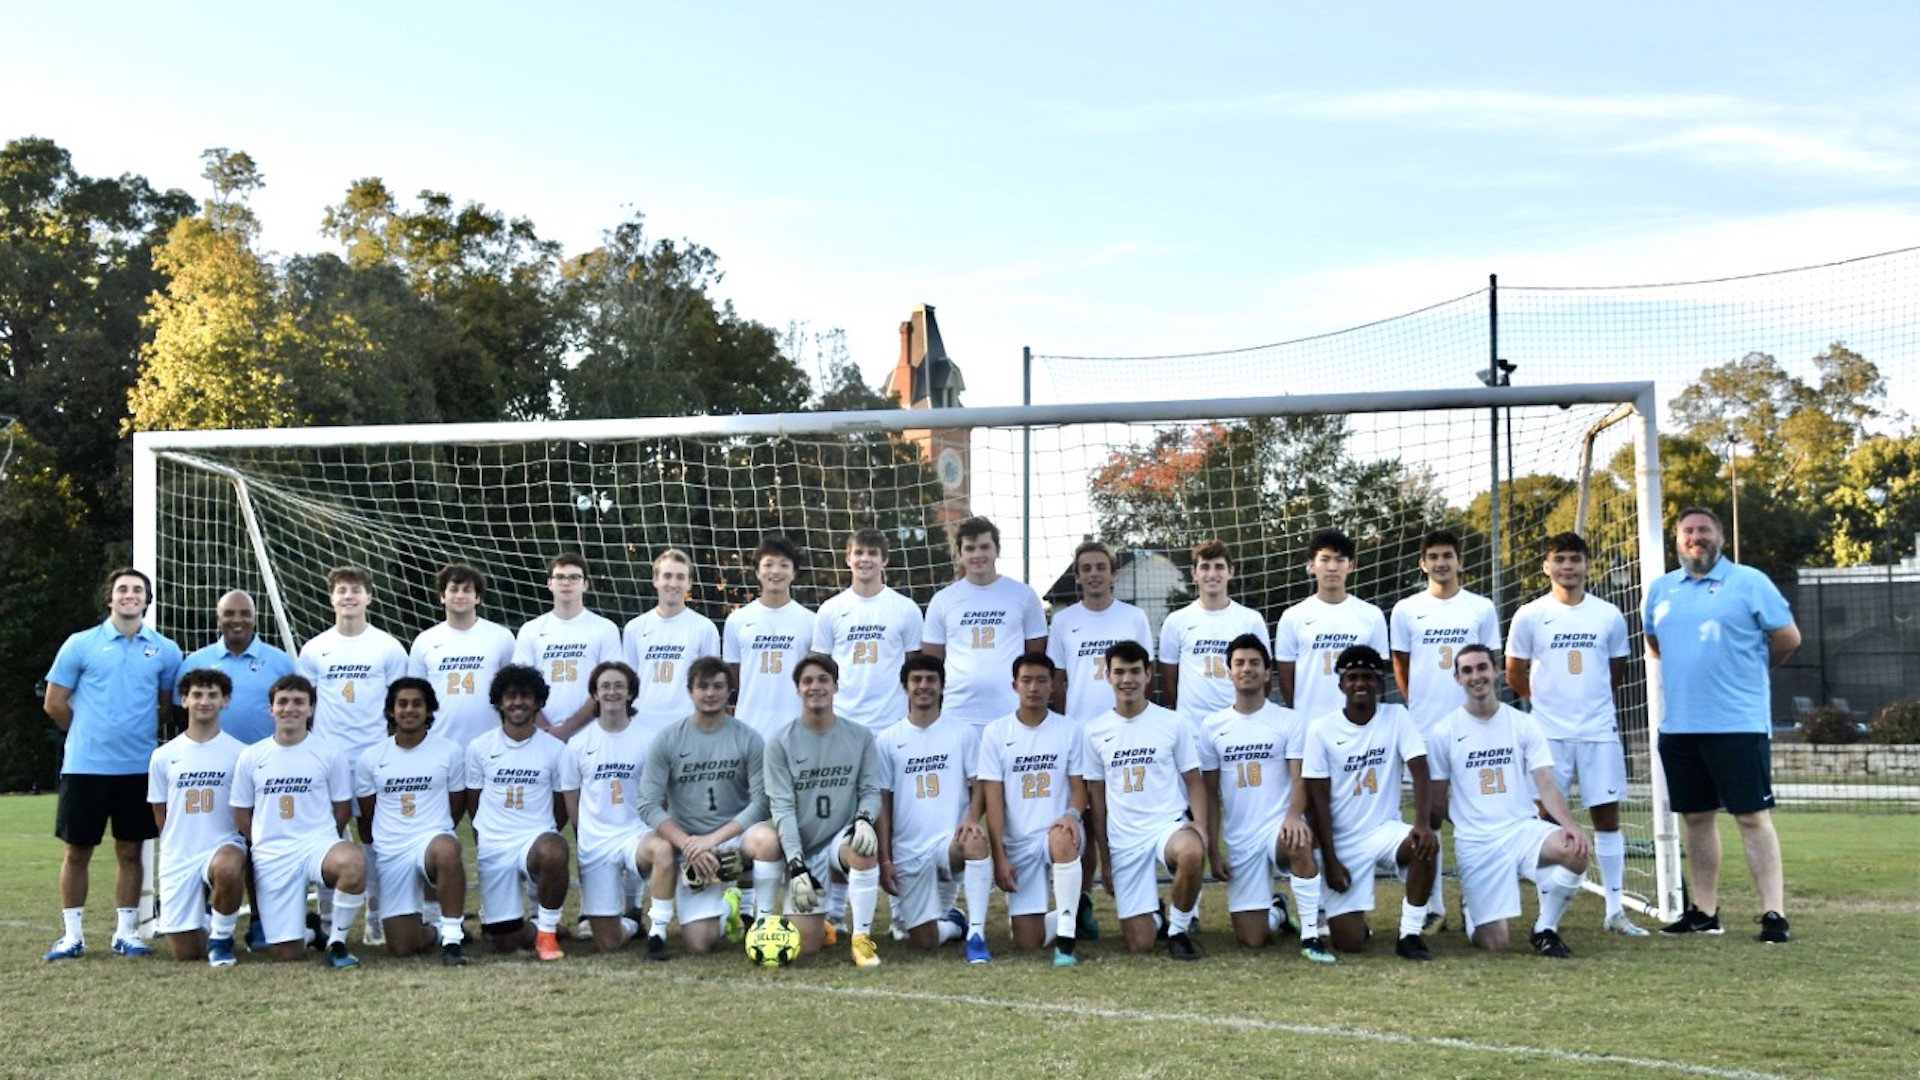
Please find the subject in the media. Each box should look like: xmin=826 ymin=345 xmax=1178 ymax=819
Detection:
xmin=1868 ymin=699 xmax=1920 ymax=744
xmin=1800 ymin=705 xmax=1861 ymax=745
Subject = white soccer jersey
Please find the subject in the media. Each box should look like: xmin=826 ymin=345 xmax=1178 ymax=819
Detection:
xmin=1202 ymin=702 xmax=1304 ymax=860
xmin=724 ymin=599 xmax=816 ymax=740
xmin=977 ymin=710 xmax=1082 ymax=840
xmin=1301 ymin=703 xmax=1424 ymax=851
xmin=1275 ymin=595 xmax=1388 ymax=724
xmin=1048 ymin=600 xmax=1155 ymax=723
xmin=466 ymin=727 xmax=581 ymax=849
xmin=811 ymin=586 xmax=923 ymax=731
xmin=922 ymin=576 xmax=1048 ymax=724
xmin=1081 ymin=703 xmax=1200 ymax=852
xmin=352 ymin=734 xmax=465 ymax=855
xmin=409 ymin=619 xmax=517 ymax=748
xmin=621 ymin=608 xmax=721 ymax=730
xmin=878 ymin=714 xmax=979 ymax=858
xmin=568 ymin=721 xmax=651 ymax=860
xmin=149 ymin=730 xmax=246 ymax=866
xmin=1428 ymin=703 xmax=1555 ymax=844
xmin=515 ymin=609 xmax=623 ymax=727
xmin=1390 ymin=589 xmax=1503 ymax=731
xmin=1158 ymin=600 xmax=1270 ymax=725
xmin=230 ymin=734 xmax=353 ymax=856
xmin=298 ymin=625 xmax=409 ymax=762
xmin=1506 ymin=593 xmax=1629 ymax=742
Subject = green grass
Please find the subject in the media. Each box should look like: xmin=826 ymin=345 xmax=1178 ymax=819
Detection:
xmin=2 ymin=796 xmax=1915 ymax=1080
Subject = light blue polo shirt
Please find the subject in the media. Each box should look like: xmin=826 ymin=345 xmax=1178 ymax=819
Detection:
xmin=178 ymin=635 xmax=298 ymax=744
xmin=45 ymin=619 xmax=184 ymax=774
xmin=1644 ymin=556 xmax=1794 ymax=735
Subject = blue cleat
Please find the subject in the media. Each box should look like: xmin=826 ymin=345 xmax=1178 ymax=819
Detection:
xmin=965 ymin=933 xmax=993 ymax=964
xmin=42 ymin=938 xmax=86 ymax=962
xmin=246 ymin=919 xmax=267 ymax=953
xmin=1053 ymin=941 xmax=1079 ymax=967
xmin=207 ymin=936 xmax=237 ymax=968
xmin=1076 ymin=893 xmax=1100 ymax=940
xmin=111 ymin=936 xmax=155 ymax=958
xmin=325 ymin=941 xmax=360 ymax=969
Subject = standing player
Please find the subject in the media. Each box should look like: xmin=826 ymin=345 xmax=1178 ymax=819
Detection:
xmin=1300 ymin=646 xmax=1438 ymax=960
xmin=230 ymin=674 xmax=367 ymax=968
xmin=178 ymin=589 xmax=296 ymax=746
xmin=465 ymin=665 xmax=579 ymax=960
xmin=409 ymin=563 xmax=517 ymax=750
xmin=353 ymin=677 xmax=470 ymax=964
xmin=725 ymin=536 xmax=816 ymax=741
xmin=41 ymin=567 xmax=182 ymax=961
xmin=1505 ymin=532 xmax=1644 ymax=936
xmin=921 ymin=516 xmax=1047 ymax=728
xmin=1083 ymin=641 xmax=1209 ymax=960
xmin=1429 ymin=646 xmax=1592 ymax=958
xmin=810 ymin=527 xmax=923 ymax=732
xmin=623 ymin=549 xmax=721 ymax=736
xmin=565 ymin=661 xmax=655 ymax=954
xmin=876 ymin=655 xmax=991 ymax=960
xmin=979 ymin=653 xmax=1090 ymax=966
xmin=516 ymin=553 xmax=622 ymax=741
xmin=1276 ymin=529 xmax=1389 ymax=724
xmin=1048 ymin=541 xmax=1154 ymax=724
xmin=1158 ymin=540 xmax=1268 ymax=726
xmin=148 ymin=669 xmax=249 ymax=965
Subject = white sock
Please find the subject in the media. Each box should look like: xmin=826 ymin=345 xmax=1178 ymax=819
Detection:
xmin=534 ymin=906 xmax=561 ymax=934
xmin=737 ymin=884 xmax=756 ymax=919
xmin=210 ymin=909 xmax=240 ymax=941
xmin=364 ymin=868 xmax=381 ymax=924
xmin=329 ymin=890 xmax=364 ymax=945
xmin=752 ymin=861 xmax=785 ymax=918
xmin=648 ymin=897 xmax=674 ymax=939
xmin=963 ymin=858 xmax=992 ymax=937
xmin=317 ymin=885 xmax=334 ymax=934
xmin=1167 ymin=902 xmax=1196 ymax=936
xmin=423 ymin=899 xmax=443 ymax=924
xmin=827 ymin=879 xmax=848 ymax=924
xmin=620 ymin=916 xmax=640 ymax=940
xmin=937 ymin=918 xmax=963 ymax=944
xmin=1596 ymin=831 xmax=1625 ymax=917
xmin=937 ymin=873 xmax=959 ymax=916
xmin=115 ymin=907 xmax=138 ymax=940
xmin=1268 ymin=902 xmax=1283 ymax=934
xmin=438 ymin=915 xmax=465 ymax=945
xmin=62 ymin=907 xmax=85 ymax=942
xmin=848 ymin=866 xmax=880 ymax=936
xmin=1428 ymin=842 xmax=1448 ymax=916
xmin=1292 ymin=875 xmax=1322 ymax=938
xmin=1536 ymin=865 xmax=1583 ymax=933
xmin=1052 ymin=859 xmax=1084 ymax=941
xmin=1399 ymin=899 xmax=1425 ymax=939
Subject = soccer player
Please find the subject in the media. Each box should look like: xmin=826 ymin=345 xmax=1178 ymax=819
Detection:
xmin=876 ymin=655 xmax=991 ymax=960
xmin=1083 ymin=641 xmax=1208 ymax=960
xmin=1049 ymin=541 xmax=1154 ymax=724
xmin=1645 ymin=507 xmax=1800 ymax=943
xmin=748 ymin=655 xmax=884 ymax=965
xmin=148 ymin=669 xmax=249 ymax=965
xmin=42 ymin=567 xmax=182 ymax=962
xmin=810 ymin=527 xmax=924 ymax=732
xmin=623 ymin=548 xmax=721 ymax=736
xmin=564 ymin=661 xmax=655 ymax=954
xmin=921 ymin=516 xmax=1047 ymax=727
xmin=1201 ymin=635 xmax=1323 ymax=956
xmin=1300 ymin=645 xmax=1438 ymax=960
xmin=725 ymin=535 xmax=816 ymax=741
xmin=1389 ymin=527 xmax=1501 ymax=932
xmin=637 ymin=657 xmax=772 ymax=958
xmin=1158 ymin=539 xmax=1267 ymax=726
xmin=1275 ymin=529 xmax=1389 ymax=724
xmin=1505 ymin=532 xmax=1644 ymax=936
xmin=409 ymin=563 xmax=517 ymax=749
xmin=178 ymin=589 xmax=296 ymax=746
xmin=353 ymin=677 xmax=469 ymax=964
xmin=230 ymin=674 xmax=367 ymax=968
xmin=978 ymin=652 xmax=1091 ymax=966
xmin=515 ymin=553 xmax=622 ymax=741
xmin=1428 ymin=645 xmax=1592 ymax=958
xmin=465 ymin=665 xmax=579 ymax=960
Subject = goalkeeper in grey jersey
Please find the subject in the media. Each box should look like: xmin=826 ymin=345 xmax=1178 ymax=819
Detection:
xmin=635 ymin=657 xmax=772 ymax=958
xmin=748 ymin=654 xmax=885 ymax=966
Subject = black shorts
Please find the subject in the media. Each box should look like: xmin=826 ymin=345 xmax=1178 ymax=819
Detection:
xmin=1658 ymin=733 xmax=1775 ymax=816
xmin=55 ymin=773 xmax=159 ymax=847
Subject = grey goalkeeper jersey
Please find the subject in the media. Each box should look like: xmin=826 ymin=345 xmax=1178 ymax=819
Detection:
xmin=764 ymin=714 xmax=882 ymax=861
xmin=637 ymin=714 xmax=767 ymax=836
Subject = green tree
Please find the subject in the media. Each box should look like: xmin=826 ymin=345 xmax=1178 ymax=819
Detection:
xmin=1823 ymin=431 xmax=1920 ymax=568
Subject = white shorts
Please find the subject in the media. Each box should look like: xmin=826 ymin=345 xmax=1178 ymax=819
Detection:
xmin=1548 ymin=738 xmax=1628 ymax=809
xmin=672 ymin=850 xmax=737 ymax=927
xmin=1225 ymin=834 xmax=1285 ymax=914
xmin=1109 ymin=821 xmax=1185 ymax=920
xmin=254 ymin=835 xmax=342 ymax=944
xmin=1003 ymin=825 xmax=1079 ymax=917
xmin=891 ymin=840 xmax=957 ymax=930
xmin=1323 ymin=821 xmax=1412 ymax=918
xmin=578 ymin=828 xmax=651 ymax=918
xmin=477 ymin=832 xmax=551 ymax=926
xmin=156 ymin=841 xmax=245 ymax=934
xmin=372 ymin=830 xmax=454 ymax=919
xmin=783 ymin=842 xmax=851 ymax=916
xmin=1456 ymin=819 xmax=1561 ymax=925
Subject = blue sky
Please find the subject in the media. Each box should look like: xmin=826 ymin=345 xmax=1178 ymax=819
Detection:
xmin=7 ymin=2 xmax=1917 ymax=409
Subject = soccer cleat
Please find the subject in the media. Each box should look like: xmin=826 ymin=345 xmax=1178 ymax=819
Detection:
xmin=851 ymin=932 xmax=881 ymax=968
xmin=573 ymin=918 xmax=593 ymax=943
xmin=206 ymin=936 xmax=237 ymax=968
xmin=362 ymin=920 xmax=385 ymax=948
xmin=1272 ymin=893 xmax=1298 ymax=938
xmin=1659 ymin=905 xmax=1723 ymax=936
xmin=1299 ymin=936 xmax=1337 ymax=965
xmin=441 ymin=941 xmax=468 ymax=967
xmin=534 ymin=930 xmax=564 ymax=961
xmin=306 ymin=912 xmax=327 ymax=950
xmin=42 ymin=937 xmax=86 ymax=962
xmin=1054 ymin=938 xmax=1078 ymax=967
xmin=324 ymin=941 xmax=360 ymax=969
xmin=1076 ymin=892 xmax=1100 ymax=940
xmin=246 ymin=919 xmax=267 ymax=953
xmin=943 ymin=907 xmax=967 ymax=943
xmin=723 ymin=886 xmax=745 ymax=943
xmin=1604 ymin=911 xmax=1651 ymax=937
xmin=1166 ymin=931 xmax=1201 ymax=962
xmin=1153 ymin=901 xmax=1170 ymax=941
xmin=822 ymin=918 xmax=839 ymax=947
xmin=110 ymin=936 xmax=155 ymax=958
xmin=965 ymin=933 xmax=993 ymax=964
xmin=1756 ymin=911 xmax=1792 ymax=944
xmin=1529 ymin=928 xmax=1574 ymax=959
xmin=643 ymin=933 xmax=668 ymax=962
xmin=1395 ymin=933 xmax=1432 ymax=962
xmin=1422 ymin=910 xmax=1447 ymax=936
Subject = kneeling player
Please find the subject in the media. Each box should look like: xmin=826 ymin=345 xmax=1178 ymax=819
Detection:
xmin=567 ymin=661 xmax=656 ymax=953
xmin=149 ymin=669 xmax=250 ymax=965
xmin=231 ymin=675 xmax=367 ymax=968
xmin=980 ymin=653 xmax=1090 ymax=965
xmin=354 ymin=677 xmax=469 ymax=963
xmin=1301 ymin=646 xmax=1438 ymax=961
xmin=466 ymin=665 xmax=578 ymax=960
xmin=1430 ymin=646 xmax=1592 ymax=957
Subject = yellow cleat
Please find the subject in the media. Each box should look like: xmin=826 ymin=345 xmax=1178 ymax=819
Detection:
xmin=851 ymin=932 xmax=881 ymax=968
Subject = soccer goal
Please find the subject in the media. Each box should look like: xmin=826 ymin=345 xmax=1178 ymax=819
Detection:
xmin=132 ymin=381 xmax=1683 ymax=921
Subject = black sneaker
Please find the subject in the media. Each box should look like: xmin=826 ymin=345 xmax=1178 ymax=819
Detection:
xmin=1166 ymin=932 xmax=1201 ymax=962
xmin=1755 ymin=911 xmax=1791 ymax=944
xmin=1659 ymin=905 xmax=1723 ymax=936
xmin=643 ymin=933 xmax=668 ymax=962
xmin=1395 ymin=933 xmax=1432 ymax=962
xmin=1529 ymin=928 xmax=1573 ymax=959
xmin=441 ymin=941 xmax=468 ymax=967
xmin=305 ymin=912 xmax=327 ymax=950
xmin=1076 ymin=892 xmax=1100 ymax=940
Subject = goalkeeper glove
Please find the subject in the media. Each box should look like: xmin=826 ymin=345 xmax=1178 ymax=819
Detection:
xmin=786 ymin=859 xmax=820 ymax=913
xmin=850 ymin=811 xmax=878 ymax=858
xmin=682 ymin=846 xmax=745 ymax=890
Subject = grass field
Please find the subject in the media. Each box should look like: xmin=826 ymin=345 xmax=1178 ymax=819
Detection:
xmin=2 ymin=796 xmax=1914 ymax=1080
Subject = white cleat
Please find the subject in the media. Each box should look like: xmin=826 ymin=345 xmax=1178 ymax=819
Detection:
xmin=1604 ymin=911 xmax=1651 ymax=937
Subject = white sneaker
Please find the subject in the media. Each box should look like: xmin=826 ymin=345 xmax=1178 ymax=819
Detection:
xmin=1604 ymin=911 xmax=1650 ymax=937
xmin=362 ymin=921 xmax=386 ymax=948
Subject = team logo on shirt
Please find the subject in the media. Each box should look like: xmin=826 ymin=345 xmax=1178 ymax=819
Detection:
xmin=642 ymin=644 xmax=688 ymax=661
xmin=843 ymin=625 xmax=887 ymax=642
xmin=1217 ymin=742 xmax=1274 ymax=763
xmin=1547 ymin=632 xmax=1600 ymax=649
xmin=793 ymin=764 xmax=853 ymax=792
xmin=586 ymin=761 xmax=638 ymax=783
xmin=901 ymin=753 xmax=950 ymax=775
xmin=144 ymin=645 xmax=161 ymax=658
xmin=675 ymin=758 xmax=743 ymax=783
xmin=1340 ymin=746 xmax=1387 ymax=775
xmin=1011 ymin=753 xmax=1061 ymax=771
xmin=1463 ymin=748 xmax=1514 ymax=768
xmin=379 ymin=775 xmax=437 ymax=794
xmin=750 ymin=633 xmax=799 ymax=651
xmin=1310 ymin=632 xmax=1360 ymax=653
xmin=261 ymin=776 xmax=317 ymax=794
xmin=1418 ymin=627 xmax=1470 ymax=646
xmin=174 ymin=770 xmax=231 ymax=788
xmin=323 ymin=663 xmax=375 ymax=680
xmin=959 ymin=610 xmax=1008 ymax=627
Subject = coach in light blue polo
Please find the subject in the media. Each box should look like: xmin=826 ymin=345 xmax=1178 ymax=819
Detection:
xmin=178 ymin=589 xmax=296 ymax=744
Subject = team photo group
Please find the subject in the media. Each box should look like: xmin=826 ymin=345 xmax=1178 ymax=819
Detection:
xmin=40 ymin=506 xmax=1798 ymax=972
